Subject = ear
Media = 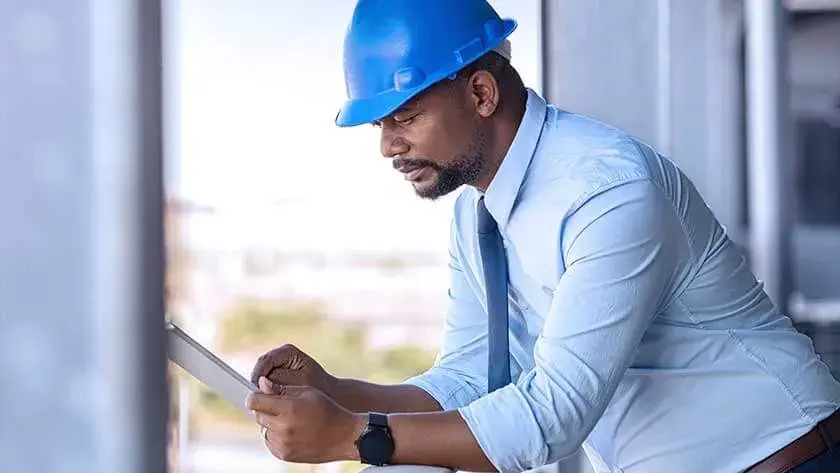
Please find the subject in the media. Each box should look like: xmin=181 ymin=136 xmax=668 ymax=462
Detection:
xmin=466 ymin=70 xmax=500 ymax=119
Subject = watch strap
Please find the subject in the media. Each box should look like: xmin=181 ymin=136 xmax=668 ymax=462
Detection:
xmin=369 ymin=412 xmax=388 ymax=428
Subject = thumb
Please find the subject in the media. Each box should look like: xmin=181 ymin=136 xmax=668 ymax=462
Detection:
xmin=258 ymin=377 xmax=311 ymax=399
xmin=258 ymin=376 xmax=283 ymax=395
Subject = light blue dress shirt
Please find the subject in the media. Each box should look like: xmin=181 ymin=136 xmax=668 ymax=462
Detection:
xmin=405 ymin=89 xmax=840 ymax=473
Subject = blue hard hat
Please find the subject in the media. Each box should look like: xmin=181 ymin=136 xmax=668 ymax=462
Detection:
xmin=335 ymin=0 xmax=517 ymax=127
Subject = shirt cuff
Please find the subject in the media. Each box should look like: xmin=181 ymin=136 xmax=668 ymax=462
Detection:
xmin=403 ymin=367 xmax=483 ymax=411
xmin=458 ymin=382 xmax=549 ymax=473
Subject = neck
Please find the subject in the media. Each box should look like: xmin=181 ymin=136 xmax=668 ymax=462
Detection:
xmin=474 ymin=87 xmax=527 ymax=193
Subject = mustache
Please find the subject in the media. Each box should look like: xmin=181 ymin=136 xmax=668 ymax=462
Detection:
xmin=392 ymin=157 xmax=440 ymax=170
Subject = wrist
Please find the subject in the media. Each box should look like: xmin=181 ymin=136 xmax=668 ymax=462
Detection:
xmin=352 ymin=412 xmax=396 ymax=466
xmin=339 ymin=412 xmax=367 ymax=462
xmin=325 ymin=374 xmax=347 ymax=400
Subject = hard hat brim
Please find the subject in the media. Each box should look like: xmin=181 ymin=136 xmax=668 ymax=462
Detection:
xmin=335 ymin=18 xmax=517 ymax=128
xmin=335 ymin=85 xmax=425 ymax=128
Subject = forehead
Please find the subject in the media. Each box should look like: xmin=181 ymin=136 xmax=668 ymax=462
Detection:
xmin=399 ymin=78 xmax=462 ymax=114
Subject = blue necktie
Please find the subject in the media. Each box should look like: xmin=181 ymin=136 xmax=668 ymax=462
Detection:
xmin=477 ymin=197 xmax=511 ymax=393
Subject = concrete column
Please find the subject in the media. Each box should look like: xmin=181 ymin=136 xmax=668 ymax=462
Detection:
xmin=744 ymin=0 xmax=794 ymax=313
xmin=0 ymin=0 xmax=169 ymax=471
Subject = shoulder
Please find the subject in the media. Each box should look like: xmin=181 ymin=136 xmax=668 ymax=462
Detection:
xmin=521 ymin=106 xmax=660 ymax=215
xmin=505 ymin=109 xmax=674 ymax=283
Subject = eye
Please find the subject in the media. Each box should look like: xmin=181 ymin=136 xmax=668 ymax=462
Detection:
xmin=395 ymin=114 xmax=417 ymax=126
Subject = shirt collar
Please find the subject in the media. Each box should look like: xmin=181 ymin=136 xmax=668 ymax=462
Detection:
xmin=481 ymin=88 xmax=547 ymax=229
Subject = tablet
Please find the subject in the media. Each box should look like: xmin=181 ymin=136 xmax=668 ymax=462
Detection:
xmin=166 ymin=321 xmax=258 ymax=415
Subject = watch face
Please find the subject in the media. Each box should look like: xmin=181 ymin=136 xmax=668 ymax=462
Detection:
xmin=359 ymin=427 xmax=393 ymax=465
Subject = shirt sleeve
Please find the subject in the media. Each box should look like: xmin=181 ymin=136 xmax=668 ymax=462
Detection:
xmin=457 ymin=179 xmax=693 ymax=472
xmin=403 ymin=217 xmax=490 ymax=411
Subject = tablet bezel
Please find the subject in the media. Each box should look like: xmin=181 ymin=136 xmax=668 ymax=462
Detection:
xmin=166 ymin=320 xmax=257 ymax=415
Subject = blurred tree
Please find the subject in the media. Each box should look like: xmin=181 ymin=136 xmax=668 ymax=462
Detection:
xmin=215 ymin=297 xmax=437 ymax=384
xmin=377 ymin=345 xmax=436 ymax=380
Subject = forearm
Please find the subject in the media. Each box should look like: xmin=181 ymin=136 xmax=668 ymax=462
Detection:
xmin=390 ymin=410 xmax=495 ymax=471
xmin=330 ymin=377 xmax=443 ymax=413
xmin=347 ymin=410 xmax=495 ymax=472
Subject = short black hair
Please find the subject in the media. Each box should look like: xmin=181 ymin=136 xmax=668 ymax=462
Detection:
xmin=456 ymin=51 xmax=525 ymax=98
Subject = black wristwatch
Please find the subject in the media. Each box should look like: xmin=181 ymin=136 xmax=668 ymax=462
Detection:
xmin=355 ymin=412 xmax=394 ymax=466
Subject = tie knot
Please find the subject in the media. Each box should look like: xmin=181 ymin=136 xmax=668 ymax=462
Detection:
xmin=477 ymin=197 xmax=498 ymax=234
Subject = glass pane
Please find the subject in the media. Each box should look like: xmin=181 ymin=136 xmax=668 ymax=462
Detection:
xmin=796 ymin=117 xmax=840 ymax=225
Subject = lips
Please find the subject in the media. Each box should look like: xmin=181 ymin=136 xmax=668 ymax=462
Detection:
xmin=404 ymin=167 xmax=427 ymax=181
xmin=397 ymin=164 xmax=428 ymax=182
xmin=397 ymin=162 xmax=420 ymax=172
xmin=395 ymin=160 xmax=433 ymax=182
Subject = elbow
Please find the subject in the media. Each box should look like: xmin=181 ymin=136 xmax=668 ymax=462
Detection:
xmin=518 ymin=367 xmax=606 ymax=464
xmin=458 ymin=366 xmax=603 ymax=473
xmin=534 ymin=409 xmax=591 ymax=466
xmin=547 ymin=430 xmax=589 ymax=464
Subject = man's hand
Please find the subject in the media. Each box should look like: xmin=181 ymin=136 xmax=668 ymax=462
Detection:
xmin=247 ymin=377 xmax=366 ymax=464
xmin=250 ymin=344 xmax=337 ymax=397
xmin=250 ymin=344 xmax=442 ymax=414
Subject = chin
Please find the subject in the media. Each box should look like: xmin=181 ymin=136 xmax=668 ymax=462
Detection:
xmin=413 ymin=182 xmax=458 ymax=201
xmin=412 ymin=182 xmax=441 ymax=200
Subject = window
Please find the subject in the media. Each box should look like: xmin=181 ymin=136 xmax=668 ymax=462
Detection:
xmin=163 ymin=1 xmax=542 ymax=472
xmin=738 ymin=12 xmax=840 ymax=227
xmin=796 ymin=116 xmax=840 ymax=225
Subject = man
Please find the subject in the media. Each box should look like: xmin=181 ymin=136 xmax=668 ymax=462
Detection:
xmin=246 ymin=1 xmax=840 ymax=471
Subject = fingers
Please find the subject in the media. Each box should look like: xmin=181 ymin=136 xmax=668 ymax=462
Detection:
xmin=250 ymin=344 xmax=301 ymax=384
xmin=266 ymin=368 xmax=307 ymax=387
xmin=247 ymin=392 xmax=286 ymax=416
xmin=246 ymin=379 xmax=308 ymax=415
xmin=254 ymin=412 xmax=274 ymax=431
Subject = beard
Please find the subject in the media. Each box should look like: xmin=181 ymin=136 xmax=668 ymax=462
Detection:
xmin=393 ymin=130 xmax=488 ymax=200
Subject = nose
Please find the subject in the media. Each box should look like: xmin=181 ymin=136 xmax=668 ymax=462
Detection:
xmin=380 ymin=127 xmax=410 ymax=158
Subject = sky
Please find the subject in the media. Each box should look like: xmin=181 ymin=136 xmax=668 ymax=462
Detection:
xmin=163 ymin=0 xmax=542 ymax=253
